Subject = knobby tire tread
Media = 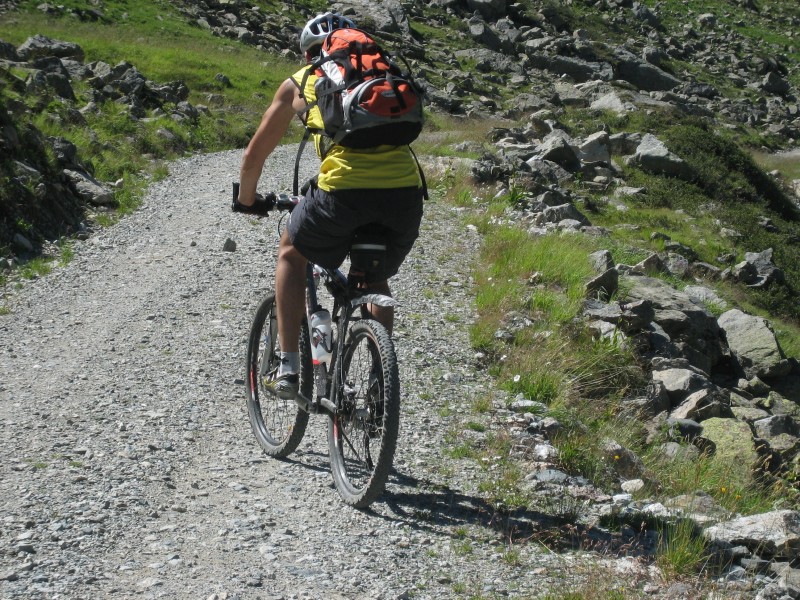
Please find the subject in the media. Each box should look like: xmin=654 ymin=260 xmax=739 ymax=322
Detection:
xmin=328 ymin=319 xmax=400 ymax=508
xmin=246 ymin=293 xmax=310 ymax=457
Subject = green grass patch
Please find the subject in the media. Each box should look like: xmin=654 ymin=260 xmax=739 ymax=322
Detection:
xmin=655 ymin=519 xmax=709 ymax=579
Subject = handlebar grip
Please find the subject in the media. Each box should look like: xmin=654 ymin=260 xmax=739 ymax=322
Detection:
xmin=232 ymin=182 xmax=275 ymax=215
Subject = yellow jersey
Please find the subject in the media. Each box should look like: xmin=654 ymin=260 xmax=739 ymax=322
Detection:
xmin=291 ymin=66 xmax=422 ymax=192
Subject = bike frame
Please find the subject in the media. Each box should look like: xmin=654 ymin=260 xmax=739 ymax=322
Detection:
xmin=300 ymin=261 xmax=397 ymax=416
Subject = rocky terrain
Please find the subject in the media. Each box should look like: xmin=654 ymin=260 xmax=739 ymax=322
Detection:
xmin=2 ymin=0 xmax=800 ymax=598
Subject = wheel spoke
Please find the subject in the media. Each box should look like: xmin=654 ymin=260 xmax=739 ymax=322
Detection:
xmin=327 ymin=319 xmax=399 ymax=508
xmin=245 ymin=294 xmax=310 ymax=458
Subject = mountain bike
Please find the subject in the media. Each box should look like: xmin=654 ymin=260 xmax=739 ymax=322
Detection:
xmin=233 ymin=183 xmax=400 ymax=508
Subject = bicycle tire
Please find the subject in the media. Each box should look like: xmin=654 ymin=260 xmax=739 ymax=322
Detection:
xmin=246 ymin=292 xmax=311 ymax=457
xmin=327 ymin=319 xmax=400 ymax=508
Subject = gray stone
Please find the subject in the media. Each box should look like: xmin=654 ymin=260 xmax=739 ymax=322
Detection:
xmin=684 ymin=286 xmax=728 ymax=311
xmin=604 ymin=439 xmax=645 ymax=479
xmin=527 ymin=54 xmax=614 ymax=83
xmin=590 ymin=92 xmax=634 ymax=115
xmin=628 ymin=134 xmax=694 ymax=180
xmin=652 ymin=369 xmax=711 ymax=406
xmin=669 ymin=388 xmax=726 ymax=422
xmin=762 ymin=72 xmax=791 ymax=96
xmin=664 ymin=492 xmax=732 ymax=527
xmin=63 ymin=169 xmax=114 ymax=206
xmin=664 ymin=253 xmax=690 ymax=278
xmin=718 ymin=309 xmax=789 ymax=379
xmin=541 ymin=203 xmax=589 ymax=225
xmin=585 ymin=268 xmax=618 ymax=301
xmin=631 ymin=252 xmax=666 ymax=275
xmin=702 ymin=417 xmax=759 ymax=467
xmin=614 ymin=54 xmax=680 ymax=91
xmin=577 ymin=131 xmax=611 ymax=166
xmin=537 ymin=136 xmax=580 ymax=169
xmin=467 ymin=0 xmax=506 ymax=21
xmin=754 ymin=415 xmax=799 ymax=439
xmin=589 ymin=249 xmax=614 ymax=273
xmin=743 ymin=248 xmax=785 ymax=288
xmin=17 ymin=34 xmax=84 ymax=61
xmin=703 ymin=510 xmax=800 ymax=559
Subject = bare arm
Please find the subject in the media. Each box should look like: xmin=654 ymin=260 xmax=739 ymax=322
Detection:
xmin=237 ymin=77 xmax=305 ymax=206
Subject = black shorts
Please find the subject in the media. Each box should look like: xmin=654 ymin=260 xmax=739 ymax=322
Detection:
xmin=287 ymin=185 xmax=424 ymax=282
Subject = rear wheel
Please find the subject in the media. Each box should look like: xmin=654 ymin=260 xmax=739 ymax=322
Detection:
xmin=246 ymin=293 xmax=311 ymax=457
xmin=327 ymin=319 xmax=400 ymax=508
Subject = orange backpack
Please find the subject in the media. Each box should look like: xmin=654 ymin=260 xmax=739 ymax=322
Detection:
xmin=297 ymin=28 xmax=424 ymax=148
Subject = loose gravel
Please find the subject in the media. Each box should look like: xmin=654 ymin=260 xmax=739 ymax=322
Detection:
xmin=1 ymin=147 xmax=666 ymax=599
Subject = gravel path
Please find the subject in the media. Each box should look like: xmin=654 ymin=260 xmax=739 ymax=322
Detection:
xmin=0 ymin=147 xmax=657 ymax=599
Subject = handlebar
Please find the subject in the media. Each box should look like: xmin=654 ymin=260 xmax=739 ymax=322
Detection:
xmin=231 ymin=182 xmax=300 ymax=215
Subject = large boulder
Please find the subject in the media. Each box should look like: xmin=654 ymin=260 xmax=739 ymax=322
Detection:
xmin=627 ymin=134 xmax=694 ymax=180
xmin=17 ymin=35 xmax=84 ymax=61
xmin=717 ymin=309 xmax=790 ymax=379
xmin=63 ymin=169 xmax=115 ymax=206
xmin=701 ymin=417 xmax=759 ymax=467
xmin=614 ymin=48 xmax=680 ymax=91
xmin=622 ymin=276 xmax=723 ymax=374
xmin=703 ymin=510 xmax=800 ymax=559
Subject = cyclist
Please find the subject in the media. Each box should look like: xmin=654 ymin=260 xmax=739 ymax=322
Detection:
xmin=236 ymin=12 xmax=425 ymax=400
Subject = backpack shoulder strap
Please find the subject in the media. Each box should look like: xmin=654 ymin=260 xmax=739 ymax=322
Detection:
xmin=409 ymin=146 xmax=428 ymax=201
xmin=292 ymin=129 xmax=312 ymax=196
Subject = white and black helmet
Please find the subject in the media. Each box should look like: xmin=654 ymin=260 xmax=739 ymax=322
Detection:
xmin=299 ymin=12 xmax=355 ymax=53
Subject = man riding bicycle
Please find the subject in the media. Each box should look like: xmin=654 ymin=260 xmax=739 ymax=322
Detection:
xmin=236 ymin=12 xmax=425 ymax=401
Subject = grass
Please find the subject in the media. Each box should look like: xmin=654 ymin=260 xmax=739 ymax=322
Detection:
xmin=655 ymin=519 xmax=709 ymax=579
xmin=0 ymin=2 xmax=301 ymax=253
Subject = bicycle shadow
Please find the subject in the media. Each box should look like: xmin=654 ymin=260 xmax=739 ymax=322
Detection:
xmin=284 ymin=451 xmax=657 ymax=559
xmin=378 ymin=470 xmax=657 ymax=558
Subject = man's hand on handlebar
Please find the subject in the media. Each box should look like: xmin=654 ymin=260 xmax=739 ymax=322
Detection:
xmin=231 ymin=192 xmax=275 ymax=215
xmin=231 ymin=182 xmax=299 ymax=215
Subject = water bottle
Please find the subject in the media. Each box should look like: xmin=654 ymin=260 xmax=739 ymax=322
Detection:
xmin=310 ymin=309 xmax=333 ymax=364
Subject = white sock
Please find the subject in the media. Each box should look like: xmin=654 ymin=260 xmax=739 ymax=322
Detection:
xmin=279 ymin=352 xmax=299 ymax=376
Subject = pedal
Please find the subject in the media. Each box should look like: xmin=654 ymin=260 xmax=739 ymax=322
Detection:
xmin=319 ymin=397 xmax=336 ymax=414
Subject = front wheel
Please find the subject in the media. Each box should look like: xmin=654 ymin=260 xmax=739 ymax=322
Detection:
xmin=246 ymin=292 xmax=311 ymax=457
xmin=328 ymin=319 xmax=400 ymax=508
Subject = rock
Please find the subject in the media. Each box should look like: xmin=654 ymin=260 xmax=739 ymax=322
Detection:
xmin=620 ymin=276 xmax=723 ymax=373
xmin=604 ymin=439 xmax=645 ymax=479
xmin=664 ymin=491 xmax=732 ymax=526
xmin=743 ymin=248 xmax=785 ymax=288
xmin=537 ymin=136 xmax=580 ymax=169
xmin=631 ymin=252 xmax=666 ymax=275
xmin=669 ymin=388 xmax=727 ymax=422
xmin=0 ymin=40 xmax=20 ymax=61
xmin=590 ymin=91 xmax=634 ymax=115
xmin=541 ymin=203 xmax=589 ymax=225
xmin=63 ymin=169 xmax=115 ymax=206
xmin=658 ymin=441 xmax=700 ymax=462
xmin=621 ymin=478 xmax=644 ymax=493
xmin=683 ymin=285 xmax=728 ymax=311
xmin=585 ymin=268 xmax=618 ymax=301
xmin=17 ymin=34 xmax=84 ymax=61
xmin=589 ymin=249 xmax=614 ymax=273
xmin=754 ymin=415 xmax=799 ymax=439
xmin=762 ymin=72 xmax=791 ymax=96
xmin=718 ymin=309 xmax=790 ymax=379
xmin=628 ymin=134 xmax=694 ymax=180
xmin=652 ymin=368 xmax=711 ymax=406
xmin=666 ymin=417 xmax=704 ymax=441
xmin=526 ymin=54 xmax=613 ymax=83
xmin=701 ymin=417 xmax=759 ymax=467
xmin=703 ymin=510 xmax=800 ymax=559
xmin=614 ymin=53 xmax=681 ymax=91
xmin=577 ymin=131 xmax=611 ymax=166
